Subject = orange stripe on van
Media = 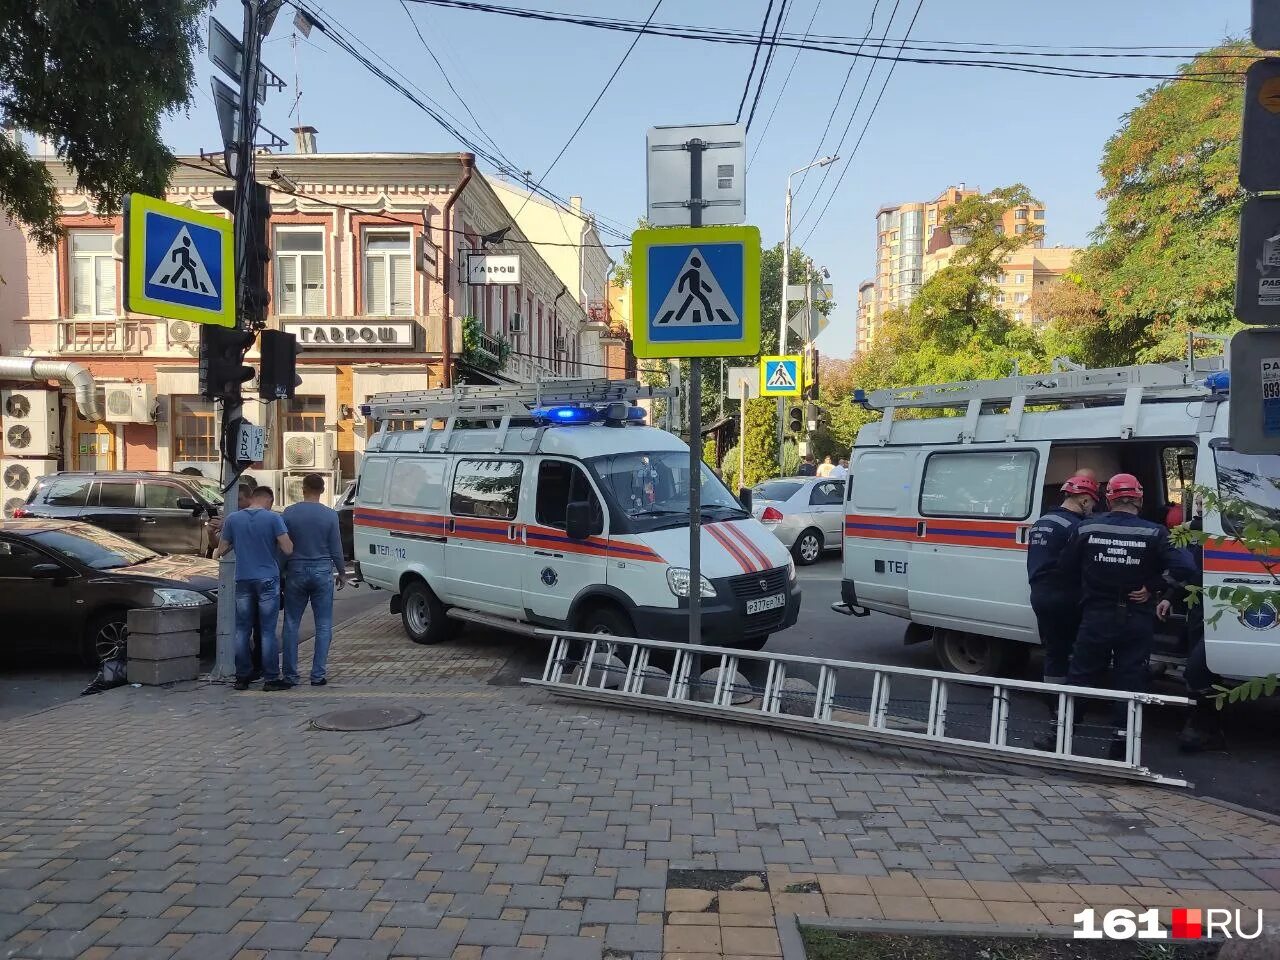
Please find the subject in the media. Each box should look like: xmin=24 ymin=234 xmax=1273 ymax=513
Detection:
xmin=707 ymin=523 xmax=754 ymax=573
xmin=721 ymin=521 xmax=771 ymax=571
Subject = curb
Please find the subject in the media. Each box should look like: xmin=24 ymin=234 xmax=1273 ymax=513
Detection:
xmin=777 ymin=915 xmax=1078 ymax=959
xmin=1187 ymin=791 xmax=1280 ymax=828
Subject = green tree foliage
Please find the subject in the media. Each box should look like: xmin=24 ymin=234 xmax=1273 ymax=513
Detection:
xmin=1041 ymin=43 xmax=1256 ymax=365
xmin=0 ymin=0 xmax=213 ymax=248
xmin=739 ymin=398 xmax=779 ymax=488
xmin=819 ymin=186 xmax=1051 ymax=444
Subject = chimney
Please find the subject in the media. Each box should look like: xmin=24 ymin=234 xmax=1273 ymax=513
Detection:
xmin=293 ymin=125 xmax=318 ymax=154
xmin=570 ymin=195 xmax=582 ymax=212
xmin=958 ymin=181 xmax=966 ymax=192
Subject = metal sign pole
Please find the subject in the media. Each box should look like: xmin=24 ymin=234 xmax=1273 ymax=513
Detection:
xmin=688 ymin=143 xmax=704 ymax=650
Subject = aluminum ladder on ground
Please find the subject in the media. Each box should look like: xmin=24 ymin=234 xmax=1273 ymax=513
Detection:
xmin=862 ymin=359 xmax=1215 ymax=444
xmin=524 ymin=632 xmax=1194 ymax=787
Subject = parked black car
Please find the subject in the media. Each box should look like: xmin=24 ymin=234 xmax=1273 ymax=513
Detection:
xmin=17 ymin=471 xmax=224 ymax=556
xmin=0 ymin=518 xmax=218 ymax=664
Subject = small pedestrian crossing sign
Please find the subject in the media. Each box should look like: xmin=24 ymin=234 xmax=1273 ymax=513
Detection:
xmin=124 ymin=193 xmax=235 ymax=327
xmin=760 ymin=355 xmax=802 ymax=397
xmin=631 ymin=225 xmax=760 ymax=359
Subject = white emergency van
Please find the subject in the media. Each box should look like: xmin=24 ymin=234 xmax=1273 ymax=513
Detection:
xmin=833 ymin=359 xmax=1280 ymax=683
xmin=353 ymin=379 xmax=800 ymax=648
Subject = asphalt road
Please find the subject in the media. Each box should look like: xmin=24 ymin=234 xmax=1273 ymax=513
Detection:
xmin=780 ymin=556 xmax=1280 ymax=817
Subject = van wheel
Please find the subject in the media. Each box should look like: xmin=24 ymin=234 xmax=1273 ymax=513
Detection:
xmin=934 ymin=629 xmax=1014 ymax=676
xmin=577 ymin=603 xmax=634 ymax=638
xmin=793 ymin=528 xmax=823 ymax=565
xmin=401 ymin=579 xmax=447 ymax=645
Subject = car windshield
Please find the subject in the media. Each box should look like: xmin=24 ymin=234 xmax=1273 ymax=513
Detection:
xmin=754 ymin=480 xmax=803 ymax=502
xmin=28 ymin=525 xmax=159 ymax=570
xmin=191 ymin=480 xmax=224 ymax=506
xmin=588 ymin=451 xmax=745 ymax=529
xmin=1211 ymin=441 xmax=1280 ymax=536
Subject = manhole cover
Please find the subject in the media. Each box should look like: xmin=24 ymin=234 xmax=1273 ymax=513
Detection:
xmin=312 ymin=706 xmax=423 ymax=731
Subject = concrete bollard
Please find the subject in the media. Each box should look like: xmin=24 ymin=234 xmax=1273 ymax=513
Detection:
xmin=126 ymin=607 xmax=201 ymax=685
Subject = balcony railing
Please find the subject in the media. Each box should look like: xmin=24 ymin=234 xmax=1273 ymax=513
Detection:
xmin=56 ymin=319 xmax=148 ymax=355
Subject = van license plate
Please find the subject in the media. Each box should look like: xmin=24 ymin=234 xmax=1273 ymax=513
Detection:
xmin=746 ymin=593 xmax=786 ymax=615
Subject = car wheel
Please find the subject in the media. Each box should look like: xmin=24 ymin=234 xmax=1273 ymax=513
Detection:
xmin=84 ymin=611 xmax=128 ymax=667
xmin=401 ymin=579 xmax=448 ymax=645
xmin=792 ymin=528 xmax=823 ymax=565
xmin=933 ymin=629 xmax=1020 ymax=676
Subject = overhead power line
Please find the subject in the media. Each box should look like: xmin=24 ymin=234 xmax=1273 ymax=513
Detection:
xmin=744 ymin=0 xmax=791 ymax=132
xmin=512 ymin=0 xmax=663 ymax=223
xmin=747 ymin=0 xmax=824 ymax=169
xmin=798 ymin=0 xmax=928 ymax=245
xmin=736 ymin=0 xmax=776 ymax=123
xmin=403 ymin=0 xmax=1245 ymax=83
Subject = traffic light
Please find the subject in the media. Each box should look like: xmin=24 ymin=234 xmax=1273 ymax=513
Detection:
xmin=199 ymin=325 xmax=256 ymax=400
xmin=806 ymin=402 xmax=826 ymax=430
xmin=259 ymin=330 xmax=302 ymax=400
xmin=212 ymin=182 xmax=271 ymax=325
xmin=787 ymin=405 xmax=804 ymax=433
xmin=804 ymin=347 xmax=820 ymax=400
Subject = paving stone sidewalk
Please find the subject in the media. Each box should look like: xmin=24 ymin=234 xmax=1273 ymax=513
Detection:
xmin=0 ymin=610 xmax=1277 ymax=960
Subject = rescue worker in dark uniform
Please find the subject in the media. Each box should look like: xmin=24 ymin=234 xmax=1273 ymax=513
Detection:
xmin=1060 ymin=474 xmax=1197 ymax=756
xmin=1027 ymin=473 xmax=1100 ymax=685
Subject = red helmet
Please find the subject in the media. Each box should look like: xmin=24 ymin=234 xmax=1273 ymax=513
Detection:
xmin=1060 ymin=475 xmax=1100 ymax=499
xmin=1106 ymin=473 xmax=1144 ymax=501
xmin=1165 ymin=504 xmax=1185 ymax=528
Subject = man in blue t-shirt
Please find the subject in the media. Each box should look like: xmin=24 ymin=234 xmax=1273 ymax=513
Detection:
xmin=281 ymin=473 xmax=346 ymax=687
xmin=215 ymin=486 xmax=294 ymax=690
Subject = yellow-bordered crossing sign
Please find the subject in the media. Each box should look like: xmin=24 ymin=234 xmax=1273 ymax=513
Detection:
xmin=124 ymin=193 xmax=235 ymax=327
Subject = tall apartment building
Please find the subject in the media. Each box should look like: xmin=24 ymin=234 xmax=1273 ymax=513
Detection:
xmin=855 ymin=280 xmax=877 ymax=355
xmin=874 ymin=184 xmax=1046 ymax=314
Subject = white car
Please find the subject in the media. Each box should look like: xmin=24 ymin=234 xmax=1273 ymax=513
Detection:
xmin=750 ymin=477 xmax=846 ymax=565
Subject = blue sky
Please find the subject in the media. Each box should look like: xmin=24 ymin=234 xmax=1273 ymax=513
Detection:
xmin=163 ymin=0 xmax=1250 ymax=357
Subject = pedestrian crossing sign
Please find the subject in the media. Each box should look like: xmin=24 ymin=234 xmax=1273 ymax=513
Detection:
xmin=760 ymin=355 xmax=802 ymax=397
xmin=124 ymin=192 xmax=235 ymax=327
xmin=631 ymin=225 xmax=760 ymax=359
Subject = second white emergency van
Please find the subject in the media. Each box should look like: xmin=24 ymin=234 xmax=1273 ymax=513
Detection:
xmin=834 ymin=359 xmax=1280 ymax=684
xmin=353 ymin=379 xmax=800 ymax=648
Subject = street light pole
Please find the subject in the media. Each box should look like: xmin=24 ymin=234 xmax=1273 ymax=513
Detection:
xmin=776 ymin=155 xmax=837 ymax=473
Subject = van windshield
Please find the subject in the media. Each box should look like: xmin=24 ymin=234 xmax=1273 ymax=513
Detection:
xmin=587 ymin=451 xmax=746 ymax=531
xmin=1211 ymin=442 xmax=1280 ymax=536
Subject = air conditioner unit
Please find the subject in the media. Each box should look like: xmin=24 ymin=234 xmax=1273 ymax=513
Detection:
xmin=172 ymin=460 xmax=218 ymax=480
xmin=167 ymin=320 xmax=198 ymax=350
xmin=509 ymin=312 xmax=524 ymax=334
xmin=104 ymin=383 xmax=156 ymax=423
xmin=283 ymin=470 xmax=335 ymax=507
xmin=281 ymin=431 xmax=334 ymax=470
xmin=1 ymin=389 xmax=59 ymax=457
xmin=2 ymin=458 xmax=58 ymax=517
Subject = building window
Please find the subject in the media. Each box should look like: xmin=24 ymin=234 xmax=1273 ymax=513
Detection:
xmin=284 ymin=396 xmax=325 ymax=433
xmin=1015 ymin=208 xmax=1028 ymax=220
xmin=275 ymin=229 xmax=325 ymax=316
xmin=1015 ymin=223 xmax=1027 ymax=235
xmin=1015 ymin=293 xmax=1029 ymax=303
xmin=1015 ymin=273 xmax=1025 ymax=284
xmin=996 ymin=273 xmax=1005 ymax=284
xmin=363 ymin=230 xmax=412 ymax=316
xmin=1015 ymin=310 xmax=1025 ymax=322
xmin=1033 ymin=210 xmax=1045 ymax=220
xmin=69 ymin=231 xmax=116 ymax=317
xmin=173 ymin=397 xmax=218 ymax=461
xmin=996 ymin=293 xmax=1006 ymax=305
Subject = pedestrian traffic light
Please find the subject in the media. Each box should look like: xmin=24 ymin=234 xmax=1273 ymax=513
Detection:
xmin=212 ymin=182 xmax=271 ymax=325
xmin=258 ymin=330 xmax=302 ymax=400
xmin=787 ymin=405 xmax=804 ymax=433
xmin=806 ymin=402 xmax=826 ymax=430
xmin=199 ymin=325 xmax=256 ymax=400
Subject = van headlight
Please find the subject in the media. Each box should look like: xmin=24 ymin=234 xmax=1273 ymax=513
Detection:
xmin=151 ymin=588 xmax=212 ymax=608
xmin=666 ymin=567 xmax=717 ymax=599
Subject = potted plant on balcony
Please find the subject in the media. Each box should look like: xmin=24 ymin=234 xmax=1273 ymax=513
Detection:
xmin=460 ymin=316 xmax=511 ymax=373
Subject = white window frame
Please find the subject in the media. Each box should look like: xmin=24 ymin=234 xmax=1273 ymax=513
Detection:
xmin=68 ymin=230 xmax=117 ymax=318
xmin=362 ymin=228 xmax=414 ymax=317
xmin=273 ymin=226 xmax=327 ymax=317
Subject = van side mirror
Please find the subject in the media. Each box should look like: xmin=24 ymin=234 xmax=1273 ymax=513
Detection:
xmin=738 ymin=488 xmax=753 ymax=513
xmin=565 ymin=501 xmax=592 ymax=541
xmin=175 ymin=496 xmax=200 ymax=513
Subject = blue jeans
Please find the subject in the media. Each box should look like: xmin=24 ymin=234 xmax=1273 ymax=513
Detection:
xmin=283 ymin=561 xmax=336 ymax=683
xmin=235 ymin=578 xmax=280 ymax=681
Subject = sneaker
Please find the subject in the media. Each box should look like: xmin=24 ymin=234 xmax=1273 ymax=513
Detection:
xmin=263 ymin=680 xmax=291 ymax=692
xmin=233 ymin=678 xmax=251 ymax=691
xmin=311 ymin=678 xmax=327 ymax=686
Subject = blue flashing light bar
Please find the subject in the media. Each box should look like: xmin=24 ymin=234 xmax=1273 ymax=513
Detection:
xmin=532 ymin=405 xmax=600 ymax=424
xmin=1204 ymin=371 xmax=1230 ymax=394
